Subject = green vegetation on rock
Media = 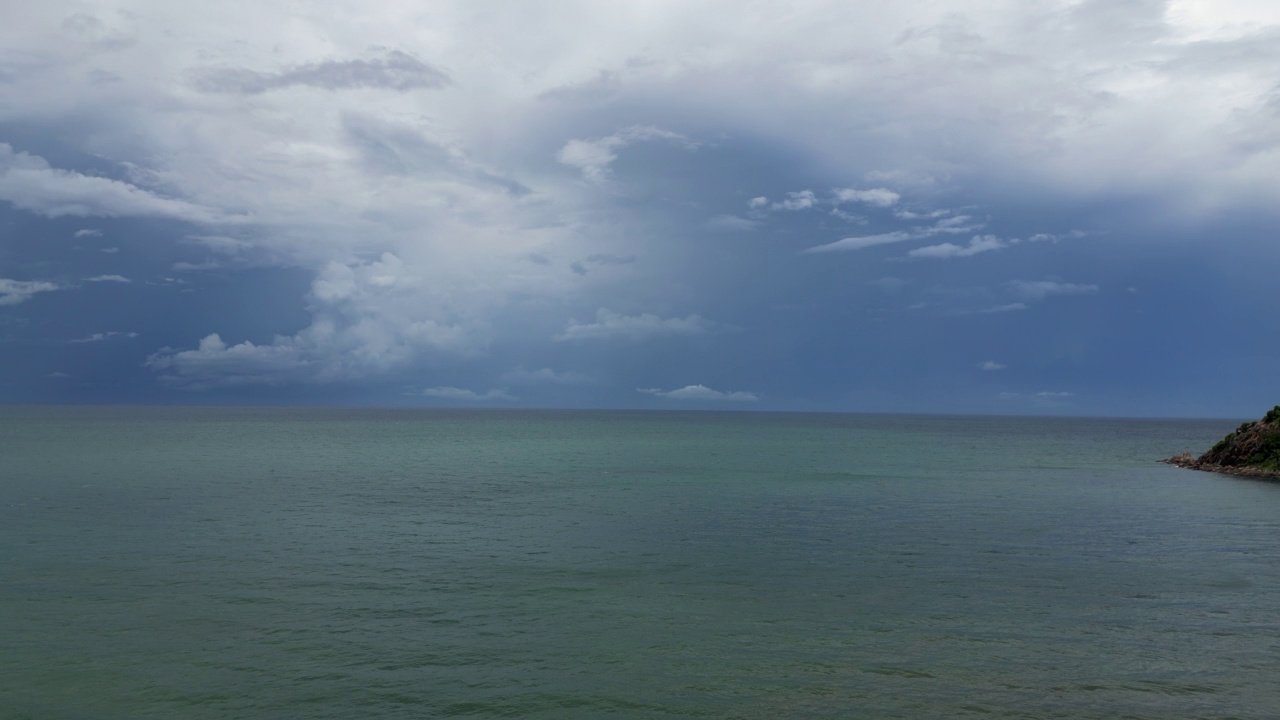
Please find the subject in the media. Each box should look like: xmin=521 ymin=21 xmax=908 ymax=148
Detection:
xmin=1174 ymin=405 xmax=1280 ymax=476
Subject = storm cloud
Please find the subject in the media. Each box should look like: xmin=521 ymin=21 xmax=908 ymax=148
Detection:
xmin=0 ymin=0 xmax=1277 ymax=415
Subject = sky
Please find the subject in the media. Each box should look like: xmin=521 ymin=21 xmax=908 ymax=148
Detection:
xmin=1 ymin=0 xmax=1278 ymax=417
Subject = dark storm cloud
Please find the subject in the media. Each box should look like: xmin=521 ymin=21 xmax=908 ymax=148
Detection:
xmin=3 ymin=1 xmax=1279 ymax=415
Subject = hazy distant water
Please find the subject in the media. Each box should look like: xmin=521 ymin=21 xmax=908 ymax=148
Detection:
xmin=3 ymin=407 xmax=1279 ymax=719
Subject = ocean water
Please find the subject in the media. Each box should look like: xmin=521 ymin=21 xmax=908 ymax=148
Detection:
xmin=3 ymin=407 xmax=1279 ymax=719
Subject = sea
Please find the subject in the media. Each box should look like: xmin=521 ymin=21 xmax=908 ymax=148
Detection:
xmin=3 ymin=407 xmax=1279 ymax=719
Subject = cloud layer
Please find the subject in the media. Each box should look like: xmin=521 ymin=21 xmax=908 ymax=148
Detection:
xmin=0 ymin=0 xmax=1278 ymax=415
xmin=0 ymin=145 xmax=224 ymax=222
xmin=639 ymin=385 xmax=759 ymax=402
xmin=0 ymin=279 xmax=59 ymax=306
xmin=189 ymin=51 xmax=451 ymax=95
xmin=555 ymin=309 xmax=713 ymax=342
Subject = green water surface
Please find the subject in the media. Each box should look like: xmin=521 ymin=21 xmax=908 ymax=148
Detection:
xmin=2 ymin=408 xmax=1277 ymax=719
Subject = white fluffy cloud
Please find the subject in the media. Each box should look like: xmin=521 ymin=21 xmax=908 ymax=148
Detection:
xmin=907 ymin=232 xmax=1080 ymax=260
xmin=147 ymin=253 xmax=493 ymax=387
xmin=803 ymin=232 xmax=918 ymax=254
xmin=145 ymin=333 xmax=314 ymax=388
xmin=0 ymin=279 xmax=60 ymax=306
xmin=802 ymin=212 xmax=987 ymax=254
xmin=771 ymin=190 xmax=817 ymax=211
xmin=85 ymin=274 xmax=131 ymax=283
xmin=558 ymin=126 xmax=695 ymax=182
xmin=414 ymin=386 xmax=515 ymax=401
xmin=1010 ymin=280 xmax=1100 ymax=301
xmin=833 ymin=188 xmax=900 ymax=207
xmin=70 ymin=331 xmax=138 ymax=343
xmin=638 ymin=384 xmax=758 ymax=401
xmin=978 ymin=303 xmax=1029 ymax=314
xmin=0 ymin=145 xmax=226 ymax=222
xmin=555 ymin=308 xmax=713 ymax=341
xmin=909 ymin=235 xmax=1007 ymax=259
xmin=757 ymin=187 xmax=896 ymax=213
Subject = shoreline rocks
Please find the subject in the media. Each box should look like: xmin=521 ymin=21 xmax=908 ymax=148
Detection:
xmin=1164 ymin=406 xmax=1280 ymax=480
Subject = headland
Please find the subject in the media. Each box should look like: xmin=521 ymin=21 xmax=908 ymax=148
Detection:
xmin=1166 ymin=405 xmax=1280 ymax=479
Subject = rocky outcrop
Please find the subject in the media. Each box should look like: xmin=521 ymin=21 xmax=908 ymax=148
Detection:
xmin=1166 ymin=406 xmax=1280 ymax=479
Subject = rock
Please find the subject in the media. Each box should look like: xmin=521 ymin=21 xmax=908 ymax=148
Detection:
xmin=1164 ymin=406 xmax=1280 ymax=479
